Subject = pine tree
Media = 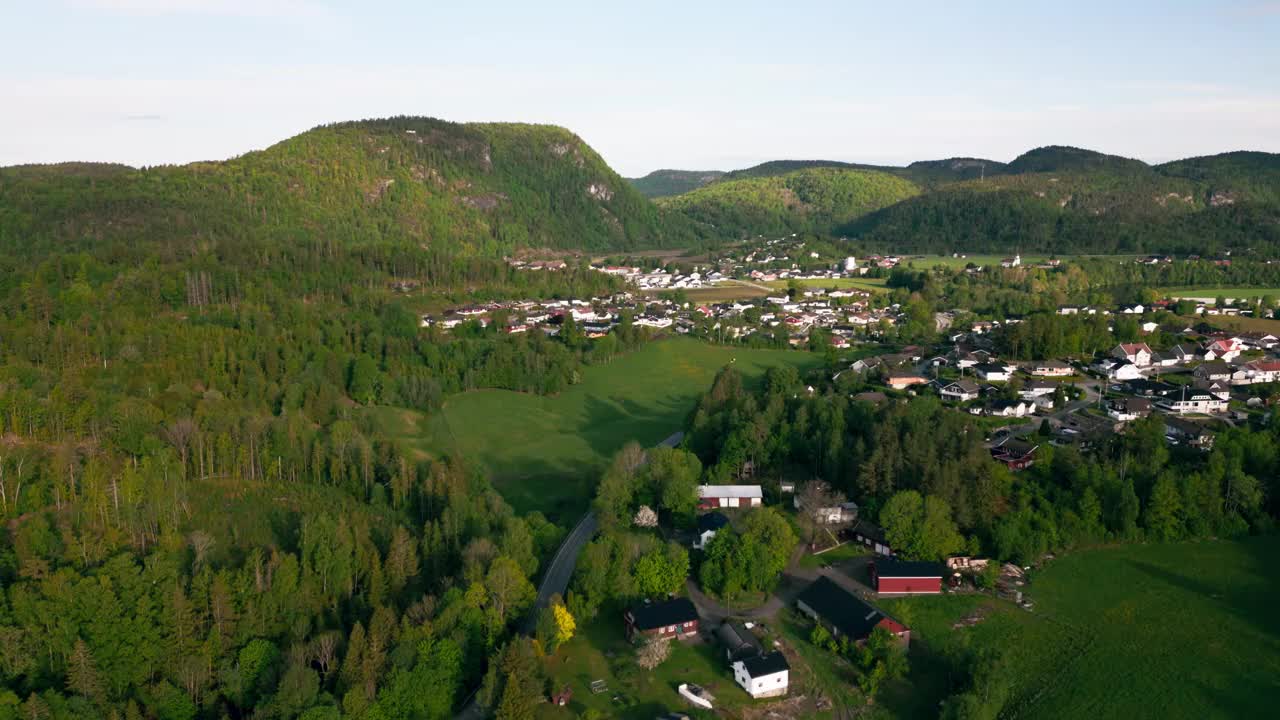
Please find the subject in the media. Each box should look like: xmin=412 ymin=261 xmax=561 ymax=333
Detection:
xmin=66 ymin=639 xmax=104 ymax=703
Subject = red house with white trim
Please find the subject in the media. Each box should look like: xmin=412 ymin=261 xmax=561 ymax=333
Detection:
xmin=870 ymin=559 xmax=945 ymax=595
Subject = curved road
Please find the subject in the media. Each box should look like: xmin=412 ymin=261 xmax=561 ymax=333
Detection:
xmin=454 ymin=430 xmax=685 ymax=719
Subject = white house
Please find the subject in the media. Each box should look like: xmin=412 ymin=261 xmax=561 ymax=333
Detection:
xmin=1141 ymin=321 xmax=1160 ymax=334
xmin=1112 ymin=343 xmax=1154 ymax=367
xmin=940 ymin=379 xmax=980 ymax=402
xmin=732 ymin=651 xmax=790 ymax=699
xmin=693 ymin=512 xmax=730 ymax=550
xmin=1202 ymin=338 xmax=1242 ymax=362
xmin=1240 ymin=359 xmax=1280 ymax=384
xmin=1097 ymin=359 xmax=1144 ymax=380
xmin=1157 ymin=387 xmax=1228 ymax=414
xmin=1019 ymin=381 xmax=1057 ymax=399
xmin=988 ymin=400 xmax=1033 ymax=417
xmin=974 ymin=362 xmax=1011 ymax=382
xmin=1028 ymin=360 xmax=1073 ymax=377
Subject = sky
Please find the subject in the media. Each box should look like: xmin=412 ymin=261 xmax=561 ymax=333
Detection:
xmin=2 ymin=0 xmax=1279 ymax=176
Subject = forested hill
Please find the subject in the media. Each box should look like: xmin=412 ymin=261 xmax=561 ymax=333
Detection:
xmin=656 ymin=167 xmax=920 ymax=238
xmin=0 ymin=116 xmax=694 ymax=262
xmin=626 ymin=169 xmax=726 ymax=198
xmin=645 ymin=145 xmax=1280 ymax=254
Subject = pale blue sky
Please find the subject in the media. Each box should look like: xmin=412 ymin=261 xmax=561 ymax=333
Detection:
xmin=3 ymin=0 xmax=1278 ymax=174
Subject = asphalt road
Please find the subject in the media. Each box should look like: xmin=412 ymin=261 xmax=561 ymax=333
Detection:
xmin=454 ymin=430 xmax=685 ymax=719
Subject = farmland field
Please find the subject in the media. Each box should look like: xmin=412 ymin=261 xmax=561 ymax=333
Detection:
xmin=1161 ymin=286 xmax=1280 ymax=300
xmin=880 ymin=536 xmax=1280 ymax=719
xmin=765 ymin=277 xmax=889 ymax=293
xmin=401 ymin=338 xmax=820 ymax=518
xmin=893 ymin=254 xmax=1140 ymax=270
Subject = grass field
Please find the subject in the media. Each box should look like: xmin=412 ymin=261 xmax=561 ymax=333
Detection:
xmin=765 ymin=277 xmax=889 ymax=293
xmin=1179 ymin=313 xmax=1280 ymax=335
xmin=895 ymin=254 xmax=1139 ymax=270
xmin=879 ymin=536 xmax=1280 ymax=719
xmin=1161 ymin=287 xmax=1280 ymax=300
xmin=406 ymin=338 xmax=820 ymax=518
xmin=646 ymin=281 xmax=772 ymax=303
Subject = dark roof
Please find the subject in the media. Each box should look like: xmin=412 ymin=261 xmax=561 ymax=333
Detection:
xmin=717 ymin=621 xmax=763 ymax=661
xmin=740 ymin=651 xmax=789 ymax=677
xmin=628 ymin=598 xmax=698 ymax=631
xmin=974 ymin=362 xmax=1008 ymax=373
xmin=796 ymin=577 xmax=895 ymax=641
xmin=697 ymin=512 xmax=730 ymax=533
xmin=851 ymin=519 xmax=888 ymax=545
xmin=874 ymin=558 xmax=945 ymax=578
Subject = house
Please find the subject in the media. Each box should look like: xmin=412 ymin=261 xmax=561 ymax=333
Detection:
xmin=1019 ymin=380 xmax=1058 ymax=399
xmin=693 ymin=512 xmax=730 ymax=550
xmin=1241 ymin=359 xmax=1280 ymax=384
xmin=1112 ymin=343 xmax=1154 ymax=367
xmin=1120 ymin=304 xmax=1145 ymax=315
xmin=1193 ymin=361 xmax=1233 ymax=383
xmin=1107 ymin=397 xmax=1152 ymax=422
xmin=624 ymin=598 xmax=699 ymax=641
xmin=1164 ymin=417 xmax=1215 ymax=449
xmin=988 ymin=400 xmax=1033 ymax=417
xmin=870 ymin=559 xmax=946 ymax=595
xmin=1141 ymin=321 xmax=1160 ymax=334
xmin=940 ymin=379 xmax=981 ymax=402
xmin=1097 ymin=359 xmax=1144 ymax=380
xmin=1169 ymin=343 xmax=1200 ymax=363
xmin=797 ymin=577 xmax=909 ymax=645
xmin=732 ymin=651 xmax=789 ymax=699
xmin=1240 ymin=332 xmax=1279 ymax=350
xmin=1027 ymin=360 xmax=1073 ymax=377
xmin=974 ymin=362 xmax=1011 ymax=382
xmin=885 ymin=374 xmax=929 ymax=390
xmin=1157 ymin=386 xmax=1228 ymax=414
xmin=1202 ymin=338 xmax=1242 ymax=362
xmin=991 ymin=438 xmax=1038 ymax=471
xmin=716 ymin=621 xmax=763 ymax=663
xmin=697 ymin=485 xmax=763 ymax=509
xmin=851 ymin=519 xmax=893 ymax=556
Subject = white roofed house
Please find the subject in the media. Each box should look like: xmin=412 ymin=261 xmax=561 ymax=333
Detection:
xmin=974 ymin=362 xmax=1011 ymax=382
xmin=698 ymin=485 xmax=763 ymax=510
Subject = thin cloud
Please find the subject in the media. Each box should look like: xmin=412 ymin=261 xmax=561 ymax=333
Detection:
xmin=70 ymin=0 xmax=332 ymax=19
xmin=125 ymin=114 xmax=164 ymax=121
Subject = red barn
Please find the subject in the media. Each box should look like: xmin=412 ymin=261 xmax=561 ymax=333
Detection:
xmin=870 ymin=559 xmax=945 ymax=595
xmin=624 ymin=598 xmax=699 ymax=641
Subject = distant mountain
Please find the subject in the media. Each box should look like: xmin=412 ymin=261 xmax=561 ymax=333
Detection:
xmin=720 ymin=159 xmax=895 ymax=181
xmin=904 ymin=157 xmax=1010 ymax=186
xmin=1006 ymin=145 xmax=1150 ymax=175
xmin=0 ymin=116 xmax=693 ymax=262
xmin=627 ymin=169 xmax=725 ymax=198
xmin=1157 ymin=151 xmax=1280 ymax=207
xmin=844 ymin=149 xmax=1280 ymax=256
xmin=658 ymin=167 xmax=920 ymax=239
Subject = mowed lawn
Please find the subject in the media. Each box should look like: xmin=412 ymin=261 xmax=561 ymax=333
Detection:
xmin=880 ymin=536 xmax=1280 ymax=719
xmin=418 ymin=338 xmax=819 ymax=517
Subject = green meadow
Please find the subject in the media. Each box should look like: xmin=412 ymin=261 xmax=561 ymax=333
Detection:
xmin=385 ymin=338 xmax=820 ymax=518
xmin=880 ymin=536 xmax=1280 ymax=719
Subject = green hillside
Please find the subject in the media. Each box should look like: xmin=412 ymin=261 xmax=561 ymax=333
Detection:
xmin=1158 ymin=151 xmax=1280 ymax=206
xmin=626 ymin=168 xmax=725 ymax=198
xmin=658 ymin=166 xmax=921 ymax=238
xmin=845 ymin=148 xmax=1280 ymax=255
xmin=0 ymin=116 xmax=693 ymax=261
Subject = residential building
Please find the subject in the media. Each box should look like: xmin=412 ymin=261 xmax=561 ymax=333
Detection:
xmin=851 ymin=520 xmax=893 ymax=556
xmin=624 ymin=598 xmax=699 ymax=641
xmin=732 ymin=652 xmax=790 ymax=699
xmin=693 ymin=512 xmax=730 ymax=550
xmin=1112 ymin=343 xmax=1154 ymax=367
xmin=974 ymin=362 xmax=1011 ymax=381
xmin=1107 ymin=397 xmax=1152 ymax=422
xmin=885 ymin=374 xmax=929 ymax=390
xmin=940 ymin=379 xmax=980 ymax=402
xmin=1157 ymin=386 xmax=1228 ymax=414
xmin=1028 ymin=360 xmax=1073 ymax=377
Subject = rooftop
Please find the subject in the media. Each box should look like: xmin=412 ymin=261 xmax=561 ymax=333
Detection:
xmin=628 ymin=597 xmax=698 ymax=631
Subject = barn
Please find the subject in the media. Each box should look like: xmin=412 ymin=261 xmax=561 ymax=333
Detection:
xmin=697 ymin=485 xmax=763 ymax=510
xmin=870 ymin=559 xmax=945 ymax=595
